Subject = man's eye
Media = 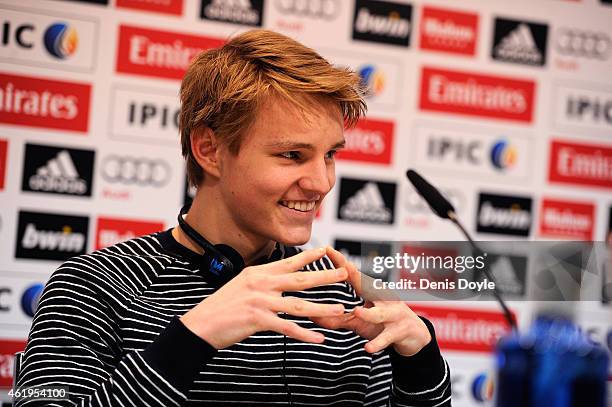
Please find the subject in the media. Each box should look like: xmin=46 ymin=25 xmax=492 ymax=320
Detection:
xmin=325 ymin=150 xmax=338 ymax=160
xmin=279 ymin=151 xmax=301 ymax=160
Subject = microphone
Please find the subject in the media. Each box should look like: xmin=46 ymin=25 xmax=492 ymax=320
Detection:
xmin=405 ymin=169 xmax=517 ymax=331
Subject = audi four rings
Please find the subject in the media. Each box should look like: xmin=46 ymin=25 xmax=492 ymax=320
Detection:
xmin=101 ymin=156 xmax=171 ymax=187
xmin=275 ymin=0 xmax=340 ymax=20
xmin=556 ymin=29 xmax=611 ymax=59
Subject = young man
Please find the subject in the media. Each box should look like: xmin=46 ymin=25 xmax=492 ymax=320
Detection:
xmin=17 ymin=30 xmax=451 ymax=406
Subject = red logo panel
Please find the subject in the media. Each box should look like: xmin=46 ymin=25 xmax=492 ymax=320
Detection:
xmin=0 ymin=72 xmax=90 ymax=132
xmin=548 ymin=140 xmax=612 ymax=190
xmin=116 ymin=0 xmax=183 ymax=15
xmin=95 ymin=217 xmax=164 ymax=250
xmin=0 ymin=339 xmax=27 ymax=388
xmin=337 ymin=118 xmax=394 ymax=165
xmin=0 ymin=139 xmax=7 ymax=190
xmin=116 ymin=25 xmax=225 ymax=80
xmin=419 ymin=67 xmax=535 ymax=123
xmin=539 ymin=198 xmax=595 ymax=240
xmin=408 ymin=304 xmax=513 ymax=353
xmin=420 ymin=6 xmax=478 ymax=56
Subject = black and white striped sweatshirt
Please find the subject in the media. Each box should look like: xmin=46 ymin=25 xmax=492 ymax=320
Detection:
xmin=17 ymin=229 xmax=451 ymax=406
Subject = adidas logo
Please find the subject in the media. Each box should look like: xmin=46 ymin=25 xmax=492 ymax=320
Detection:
xmin=340 ymin=182 xmax=392 ymax=223
xmin=28 ymin=150 xmax=87 ymax=195
xmin=203 ymin=0 xmax=260 ymax=25
xmin=494 ymin=23 xmax=543 ymax=64
xmin=489 ymin=256 xmax=524 ymax=295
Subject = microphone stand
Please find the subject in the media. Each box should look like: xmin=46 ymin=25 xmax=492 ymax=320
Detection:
xmin=447 ymin=211 xmax=518 ymax=331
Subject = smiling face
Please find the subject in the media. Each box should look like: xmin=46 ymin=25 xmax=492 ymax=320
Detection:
xmin=215 ymin=95 xmax=344 ymax=247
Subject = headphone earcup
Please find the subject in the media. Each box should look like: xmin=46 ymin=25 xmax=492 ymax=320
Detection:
xmin=214 ymin=244 xmax=245 ymax=275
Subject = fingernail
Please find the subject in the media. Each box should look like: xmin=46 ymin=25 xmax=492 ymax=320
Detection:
xmin=318 ymin=247 xmax=326 ymax=255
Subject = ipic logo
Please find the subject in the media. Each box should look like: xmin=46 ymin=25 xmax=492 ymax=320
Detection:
xmin=22 ymin=143 xmax=95 ymax=197
xmin=0 ymin=8 xmax=96 ymax=71
xmin=358 ymin=65 xmax=385 ymax=98
xmin=490 ymin=140 xmax=517 ymax=170
xmin=337 ymin=177 xmax=396 ymax=224
xmin=21 ymin=283 xmax=44 ymax=318
xmin=43 ymin=23 xmax=78 ymax=59
xmin=476 ymin=192 xmax=532 ymax=237
xmin=352 ymin=0 xmax=412 ymax=47
xmin=15 ymin=210 xmax=89 ymax=261
xmin=471 ymin=372 xmax=495 ymax=402
xmin=492 ymin=18 xmax=548 ymax=66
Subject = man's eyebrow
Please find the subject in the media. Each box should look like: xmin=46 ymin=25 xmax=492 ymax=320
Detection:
xmin=265 ymin=139 xmax=346 ymax=150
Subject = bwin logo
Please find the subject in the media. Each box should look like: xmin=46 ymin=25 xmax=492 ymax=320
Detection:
xmin=44 ymin=23 xmax=78 ymax=59
xmin=210 ymin=258 xmax=224 ymax=275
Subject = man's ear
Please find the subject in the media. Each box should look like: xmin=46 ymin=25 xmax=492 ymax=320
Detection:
xmin=191 ymin=127 xmax=222 ymax=179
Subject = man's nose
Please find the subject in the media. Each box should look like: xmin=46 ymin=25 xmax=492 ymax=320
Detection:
xmin=298 ymin=158 xmax=333 ymax=194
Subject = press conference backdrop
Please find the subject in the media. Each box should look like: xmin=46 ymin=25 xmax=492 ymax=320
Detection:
xmin=0 ymin=0 xmax=611 ymax=405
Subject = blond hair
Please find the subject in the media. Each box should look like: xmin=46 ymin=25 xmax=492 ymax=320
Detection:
xmin=179 ymin=29 xmax=367 ymax=187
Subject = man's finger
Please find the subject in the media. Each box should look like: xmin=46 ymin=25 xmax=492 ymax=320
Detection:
xmin=274 ymin=268 xmax=348 ymax=291
xmin=267 ymin=296 xmax=345 ymax=318
xmin=353 ymin=305 xmax=402 ymax=324
xmin=326 ymin=246 xmax=363 ymax=294
xmin=365 ymin=329 xmax=395 ymax=354
xmin=265 ymin=314 xmax=325 ymax=344
xmin=267 ymin=248 xmax=327 ymax=274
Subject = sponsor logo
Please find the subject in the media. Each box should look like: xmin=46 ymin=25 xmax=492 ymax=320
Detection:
xmin=60 ymin=0 xmax=108 ymax=3
xmin=419 ymin=6 xmax=478 ymax=56
xmin=21 ymin=143 xmax=95 ymax=197
xmin=110 ymin=86 xmax=180 ymax=145
xmin=116 ymin=25 xmax=224 ymax=80
xmin=95 ymin=217 xmax=164 ymax=250
xmin=337 ymin=177 xmax=396 ymax=224
xmin=492 ymin=18 xmax=548 ymax=66
xmin=0 ymin=72 xmax=90 ymax=132
xmin=476 ymin=192 xmax=532 ymax=237
xmin=548 ymin=140 xmax=612 ymax=189
xmin=21 ymin=283 xmax=44 ymax=317
xmin=539 ymin=198 xmax=594 ymax=240
xmin=404 ymin=185 xmax=465 ymax=228
xmin=554 ymin=85 xmax=612 ymax=132
xmin=471 ymin=372 xmax=495 ymax=402
xmin=325 ymin=53 xmax=400 ymax=109
xmin=0 ymin=139 xmax=6 ymax=190
xmin=101 ymin=155 xmax=171 ymax=187
xmin=352 ymin=0 xmax=412 ymax=47
xmin=478 ymin=253 xmax=527 ymax=297
xmin=334 ymin=239 xmax=392 ymax=277
xmin=556 ymin=28 xmax=611 ymax=60
xmin=0 ymin=7 xmax=96 ymax=71
xmin=414 ymin=126 xmax=531 ymax=180
xmin=116 ymin=0 xmax=184 ymax=15
xmin=15 ymin=210 xmax=89 ymax=261
xmin=200 ymin=0 xmax=264 ymax=26
xmin=408 ymin=305 xmax=513 ymax=352
xmin=275 ymin=0 xmax=340 ymax=20
xmin=43 ymin=23 xmax=78 ymax=59
xmin=337 ymin=118 xmax=394 ymax=164
xmin=0 ymin=287 xmax=9 ymax=311
xmin=0 ymin=339 xmax=27 ymax=388
xmin=358 ymin=64 xmax=386 ymax=97
xmin=419 ymin=67 xmax=535 ymax=123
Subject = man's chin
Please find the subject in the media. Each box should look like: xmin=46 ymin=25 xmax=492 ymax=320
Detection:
xmin=276 ymin=228 xmax=312 ymax=247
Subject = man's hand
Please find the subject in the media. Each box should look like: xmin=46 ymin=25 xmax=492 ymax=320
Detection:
xmin=311 ymin=247 xmax=432 ymax=357
xmin=180 ymin=248 xmax=348 ymax=349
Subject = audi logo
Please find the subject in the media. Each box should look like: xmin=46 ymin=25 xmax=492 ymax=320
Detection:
xmin=101 ymin=156 xmax=171 ymax=187
xmin=276 ymin=0 xmax=340 ymax=20
xmin=556 ymin=28 xmax=611 ymax=60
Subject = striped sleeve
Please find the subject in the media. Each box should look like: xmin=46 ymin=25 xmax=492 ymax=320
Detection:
xmin=15 ymin=255 xmax=215 ymax=407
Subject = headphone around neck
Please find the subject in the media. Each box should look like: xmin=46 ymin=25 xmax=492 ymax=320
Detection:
xmin=177 ymin=203 xmax=246 ymax=285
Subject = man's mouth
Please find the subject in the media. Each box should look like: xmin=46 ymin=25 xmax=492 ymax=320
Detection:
xmin=279 ymin=200 xmax=316 ymax=212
